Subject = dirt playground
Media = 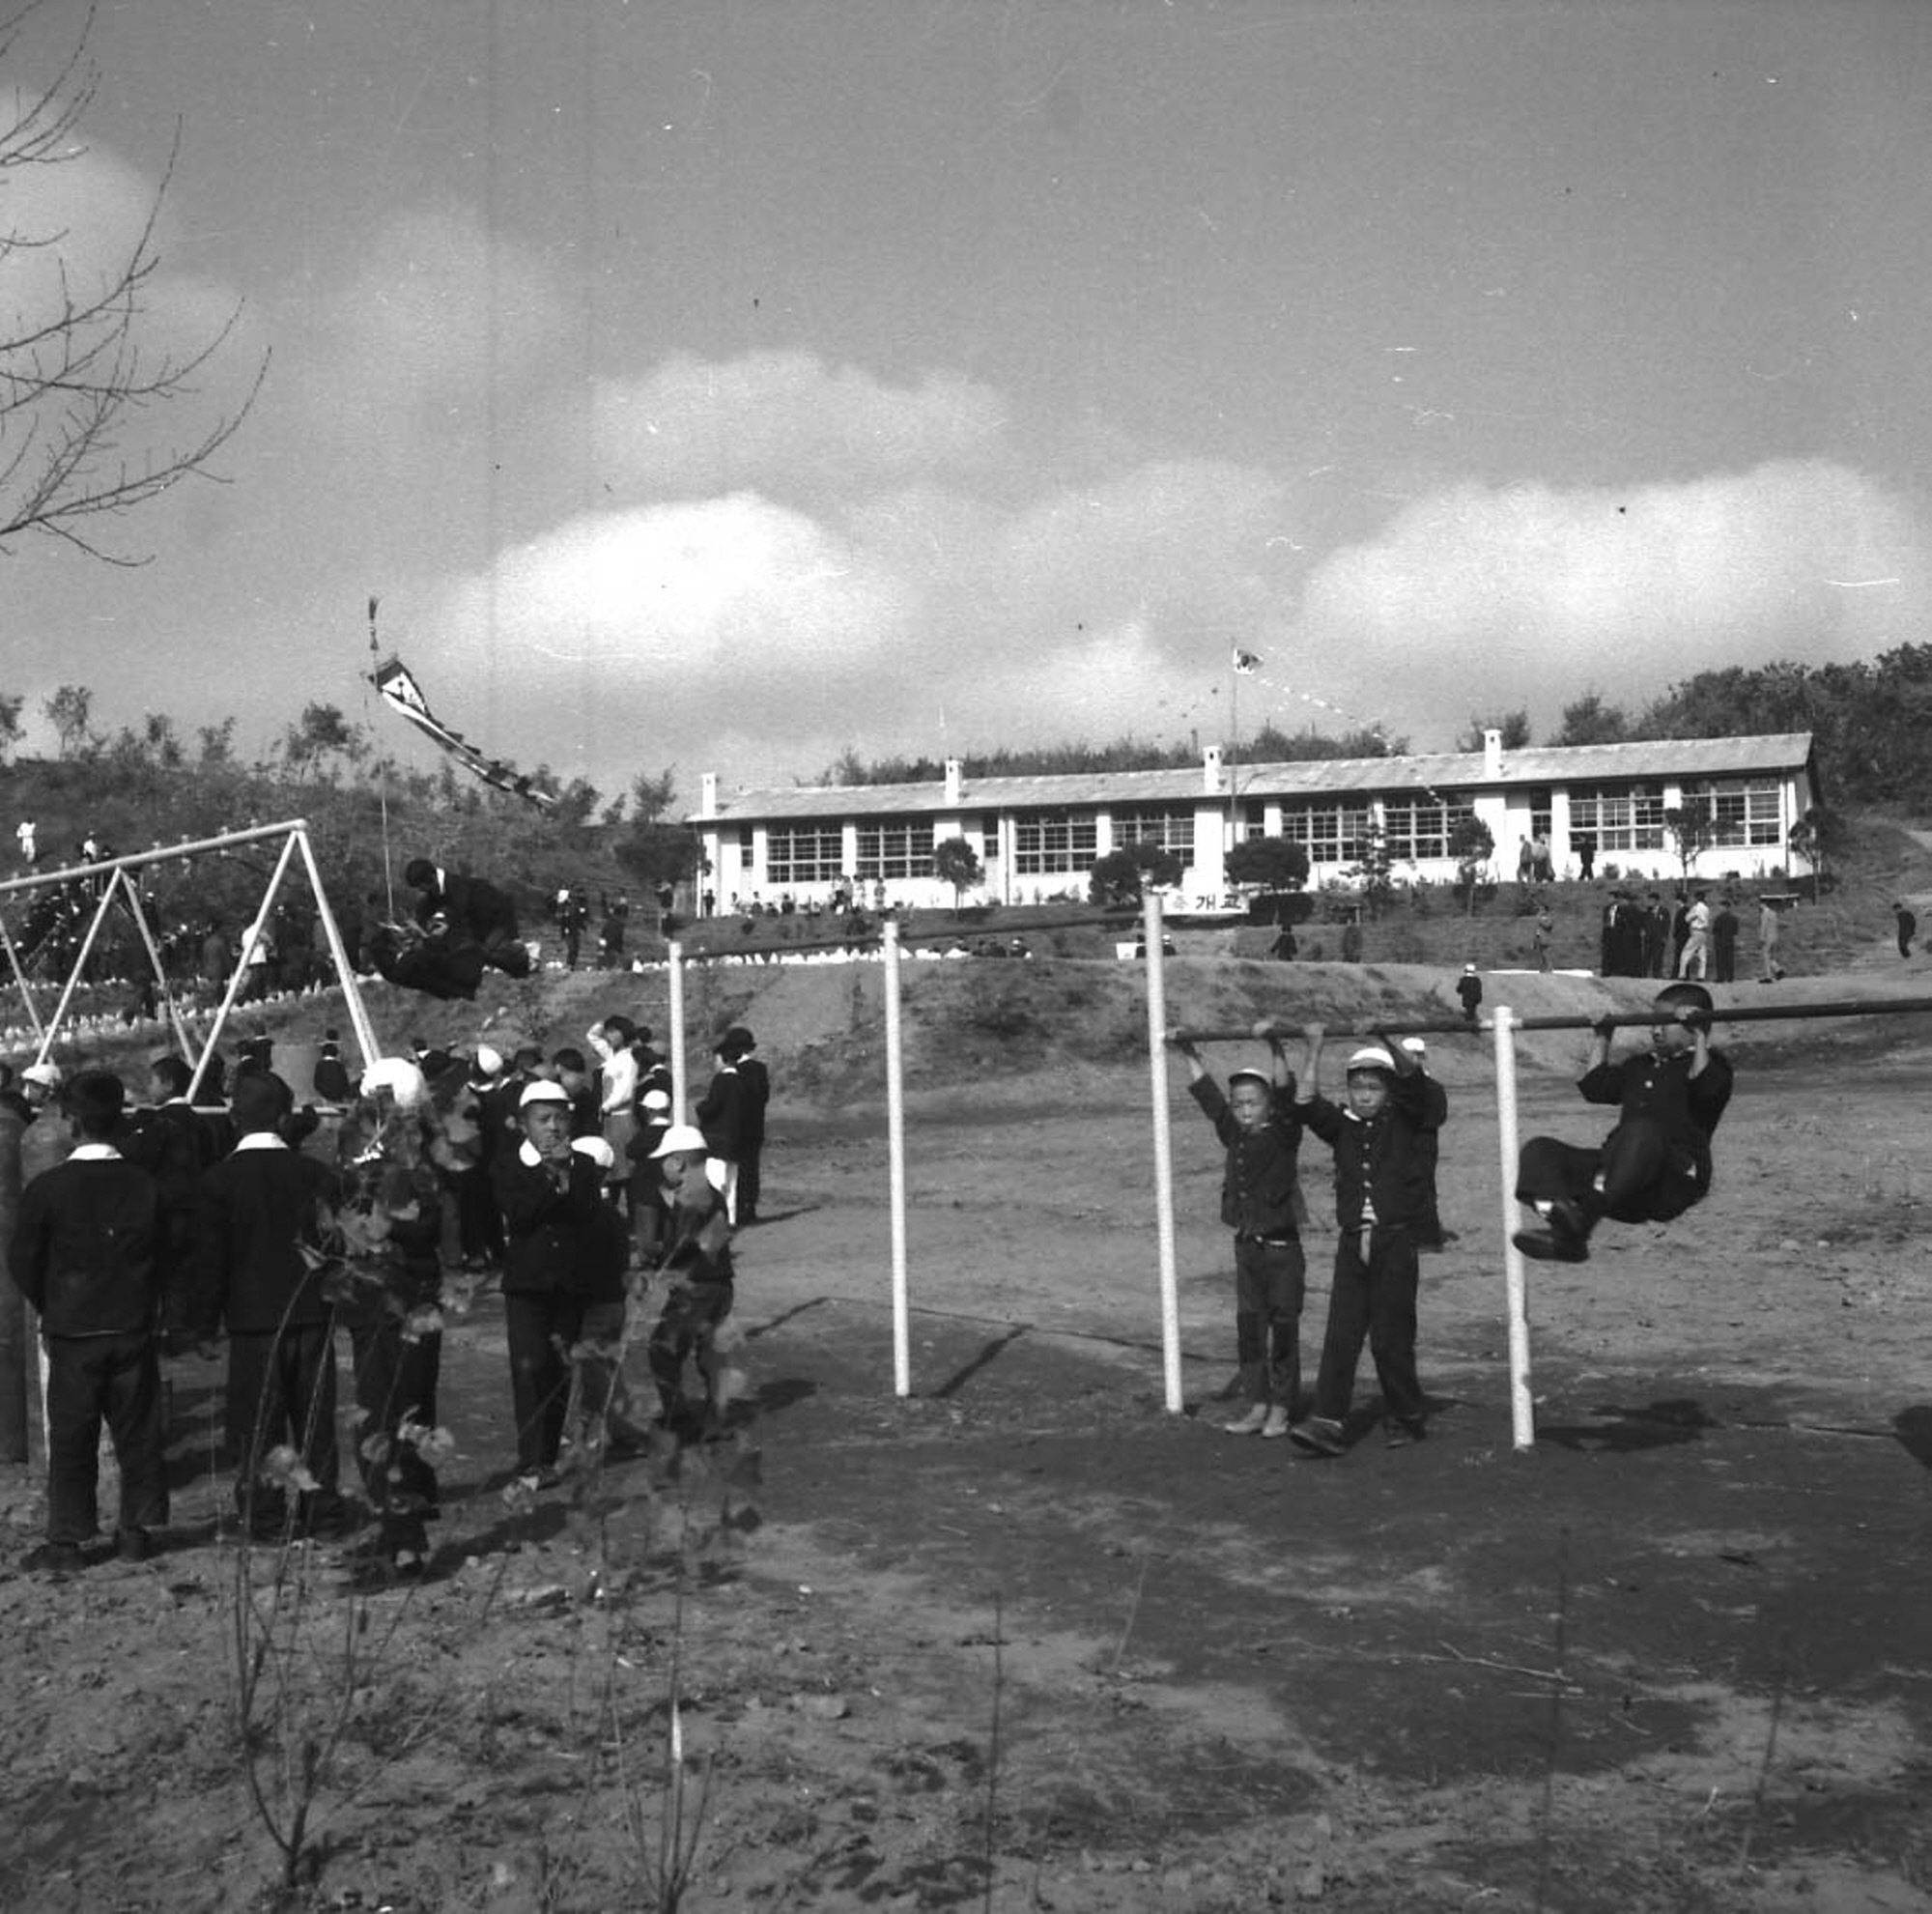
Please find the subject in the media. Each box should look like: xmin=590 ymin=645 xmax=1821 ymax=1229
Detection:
xmin=1 ymin=955 xmax=1928 ymax=1912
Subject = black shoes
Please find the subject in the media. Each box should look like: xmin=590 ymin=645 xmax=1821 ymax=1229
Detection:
xmin=1514 ymin=1198 xmax=1592 ymax=1262
xmin=1287 ymin=1416 xmax=1347 ymax=1458
xmin=24 ymin=1541 xmax=85 ymax=1576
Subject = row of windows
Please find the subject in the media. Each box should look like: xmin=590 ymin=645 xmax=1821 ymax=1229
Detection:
xmin=749 ymin=782 xmax=1785 ymax=878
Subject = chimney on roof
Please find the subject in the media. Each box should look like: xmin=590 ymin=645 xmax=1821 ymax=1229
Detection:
xmin=944 ymin=756 xmax=962 ymax=806
xmin=700 ymin=771 xmax=718 ymax=814
xmin=1483 ymin=728 xmax=1503 ymax=778
xmin=1204 ymin=743 xmax=1225 ymax=793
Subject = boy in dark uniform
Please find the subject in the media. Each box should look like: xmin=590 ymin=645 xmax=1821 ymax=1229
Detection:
xmin=644 ymin=1123 xmax=737 ymax=1439
xmin=1290 ymin=1027 xmax=1436 ymax=1456
xmin=1171 ymin=1020 xmax=1310 ymax=1437
xmin=9 ymin=1071 xmax=170 ymax=1571
xmin=1512 ymin=982 xmax=1732 ymax=1263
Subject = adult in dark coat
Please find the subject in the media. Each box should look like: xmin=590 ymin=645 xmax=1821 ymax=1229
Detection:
xmin=402 ymin=857 xmax=531 ymax=983
xmin=1711 ymin=898 xmax=1741 ymax=983
xmin=121 ymin=1055 xmax=225 ymax=1349
xmin=193 ymin=1071 xmax=347 ymax=1535
xmin=9 ymin=1071 xmax=169 ymax=1569
xmin=721 ymin=1026 xmax=770 ymax=1223
xmin=696 ymin=1031 xmax=757 ymax=1223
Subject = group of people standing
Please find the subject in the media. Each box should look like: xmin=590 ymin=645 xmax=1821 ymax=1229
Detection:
xmin=4 ymin=1011 xmax=775 ymax=1580
xmin=1597 ymin=887 xmax=1783 ymax=984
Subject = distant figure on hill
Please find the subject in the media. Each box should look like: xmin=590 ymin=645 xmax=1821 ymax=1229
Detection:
xmin=1455 ymin=963 xmax=1483 ymax=1026
xmin=1711 ymin=897 xmax=1740 ymax=984
xmin=1576 ymin=834 xmax=1596 ymax=881
xmin=1894 ymin=901 xmax=1916 ymax=959
xmin=1757 ymin=898 xmax=1785 ymax=984
xmin=1531 ymin=903 xmax=1553 ymax=973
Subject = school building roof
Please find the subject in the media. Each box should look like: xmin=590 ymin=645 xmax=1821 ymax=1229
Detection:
xmin=691 ymin=731 xmax=1817 ymax=823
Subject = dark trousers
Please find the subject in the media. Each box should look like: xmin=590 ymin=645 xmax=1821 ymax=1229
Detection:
xmin=454 ymin=1164 xmax=504 ymax=1264
xmin=648 ymin=1278 xmax=733 ymax=1423
xmin=349 ymin=1319 xmax=441 ymax=1553
xmin=1232 ymin=1235 xmax=1305 ymax=1413
xmin=43 ymin=1331 xmax=169 ymax=1545
xmin=1517 ymin=1118 xmax=1703 ymax=1225
xmin=225 ymin=1322 xmax=341 ymax=1522
xmin=504 ymin=1291 xmax=585 ymax=1471
xmin=737 ymin=1145 xmax=763 ymax=1221
xmin=1310 ymin=1224 xmax=1425 ymax=1429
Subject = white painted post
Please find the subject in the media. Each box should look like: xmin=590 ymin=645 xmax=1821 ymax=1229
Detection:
xmin=1145 ymin=891 xmax=1183 ymax=1414
xmin=884 ymin=918 xmax=911 ymax=1397
xmin=1493 ymin=1005 xmax=1535 ymax=1451
xmin=668 ymin=940 xmax=687 ymax=1120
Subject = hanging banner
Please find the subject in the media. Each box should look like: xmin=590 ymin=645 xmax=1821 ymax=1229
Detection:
xmin=370 ymin=654 xmax=556 ymax=810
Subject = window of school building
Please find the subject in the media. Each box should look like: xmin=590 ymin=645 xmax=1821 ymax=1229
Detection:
xmin=1382 ymin=790 xmax=1476 ymax=863
xmin=766 ymin=824 xmax=843 ymax=887
xmin=1012 ymin=811 xmax=1099 ymax=874
xmin=1279 ymin=801 xmax=1373 ymax=865
xmin=1693 ymin=779 xmax=1783 ymax=847
xmin=855 ymin=817 xmax=934 ymax=882
xmin=1569 ymin=784 xmax=1665 ymax=853
xmin=1109 ymin=805 xmax=1194 ymax=857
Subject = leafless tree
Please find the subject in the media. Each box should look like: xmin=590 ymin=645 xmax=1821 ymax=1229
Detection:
xmin=0 ymin=2 xmax=266 ymax=562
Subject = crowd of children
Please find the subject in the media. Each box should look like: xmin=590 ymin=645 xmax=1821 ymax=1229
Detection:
xmin=3 ymin=1011 xmax=771 ymax=1581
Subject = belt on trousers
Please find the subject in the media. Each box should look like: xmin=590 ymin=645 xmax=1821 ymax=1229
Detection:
xmin=1238 ymin=1234 xmax=1294 ymax=1246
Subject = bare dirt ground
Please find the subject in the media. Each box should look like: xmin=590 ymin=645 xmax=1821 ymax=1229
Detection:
xmin=3 ymin=956 xmax=1930 ymax=1913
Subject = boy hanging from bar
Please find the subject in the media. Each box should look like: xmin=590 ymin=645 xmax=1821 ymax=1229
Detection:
xmin=1289 ymin=1024 xmax=1438 ymax=1456
xmin=1170 ymin=1018 xmax=1311 ymax=1438
xmin=1512 ymin=981 xmax=1733 ymax=1264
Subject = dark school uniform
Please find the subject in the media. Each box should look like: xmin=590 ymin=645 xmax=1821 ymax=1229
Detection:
xmin=493 ymin=1139 xmax=608 ymax=1474
xmin=1517 ymin=1044 xmax=1734 ymax=1227
xmin=1300 ymin=1069 xmax=1435 ymax=1436
xmin=195 ymin=1134 xmax=346 ymax=1529
xmin=9 ymin=1144 xmax=170 ymax=1548
xmin=1188 ymin=1075 xmax=1308 ymax=1414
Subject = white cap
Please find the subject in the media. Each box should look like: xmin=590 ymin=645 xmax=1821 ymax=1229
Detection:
xmin=519 ymin=1079 xmax=569 ymax=1108
xmin=21 ymin=1061 xmax=63 ymax=1090
xmin=472 ymin=1044 xmax=503 ymax=1078
xmin=1346 ymin=1045 xmax=1396 ymax=1073
xmin=1400 ymin=1037 xmax=1427 ymax=1057
xmin=571 ymin=1135 xmax=616 ymax=1171
xmin=639 ymin=1088 xmax=671 ymax=1111
xmin=359 ymin=1057 xmax=427 ymax=1110
xmin=649 ymin=1122 xmax=710 ymax=1159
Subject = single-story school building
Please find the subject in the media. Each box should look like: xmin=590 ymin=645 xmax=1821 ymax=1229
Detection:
xmin=689 ymin=729 xmax=1822 ymax=913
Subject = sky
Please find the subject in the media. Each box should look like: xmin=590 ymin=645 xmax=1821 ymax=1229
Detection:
xmin=5 ymin=0 xmax=1930 ymax=810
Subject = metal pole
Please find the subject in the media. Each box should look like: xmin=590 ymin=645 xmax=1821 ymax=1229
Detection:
xmin=0 ymin=911 xmax=44 ymax=1043
xmin=0 ymin=1111 xmax=25 ymax=1463
xmin=884 ymin=919 xmax=911 ymax=1397
xmin=110 ymin=869 xmax=196 ymax=1061
xmin=1145 ymin=891 xmax=1183 ymax=1414
xmin=31 ymin=871 xmax=126 ymax=1067
xmin=186 ymin=829 xmax=302 ymax=1102
xmin=291 ymin=826 xmax=382 ymax=1069
xmin=667 ymin=939 xmax=687 ymax=1120
xmin=1493 ymin=1006 xmax=1535 ymax=1451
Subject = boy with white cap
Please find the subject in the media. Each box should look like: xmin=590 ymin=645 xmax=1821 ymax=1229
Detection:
xmin=493 ymin=1078 xmax=608 ymax=1488
xmin=643 ymin=1123 xmax=736 ymax=1438
xmin=1290 ymin=1024 xmax=1435 ymax=1456
xmin=1169 ymin=1019 xmax=1312 ymax=1438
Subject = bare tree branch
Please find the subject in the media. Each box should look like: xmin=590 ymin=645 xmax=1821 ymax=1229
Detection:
xmin=0 ymin=0 xmax=268 ymax=564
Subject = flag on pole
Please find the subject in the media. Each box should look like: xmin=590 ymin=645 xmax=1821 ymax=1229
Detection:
xmin=371 ymin=655 xmax=557 ymax=810
xmin=1232 ymin=647 xmax=1261 ymax=674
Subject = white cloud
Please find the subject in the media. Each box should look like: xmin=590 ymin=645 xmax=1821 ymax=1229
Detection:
xmin=589 ymin=350 xmax=1011 ymax=500
xmin=1297 ymin=461 xmax=1931 ymax=743
xmin=309 ymin=204 xmax=571 ymax=421
xmin=433 ymin=491 xmax=912 ymax=673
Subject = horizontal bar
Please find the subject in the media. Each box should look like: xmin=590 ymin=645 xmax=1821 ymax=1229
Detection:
xmin=1169 ymin=993 xmax=1932 ymax=1043
xmin=678 ymin=906 xmax=1142 ymax=961
xmin=0 ymin=819 xmax=313 ymax=898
